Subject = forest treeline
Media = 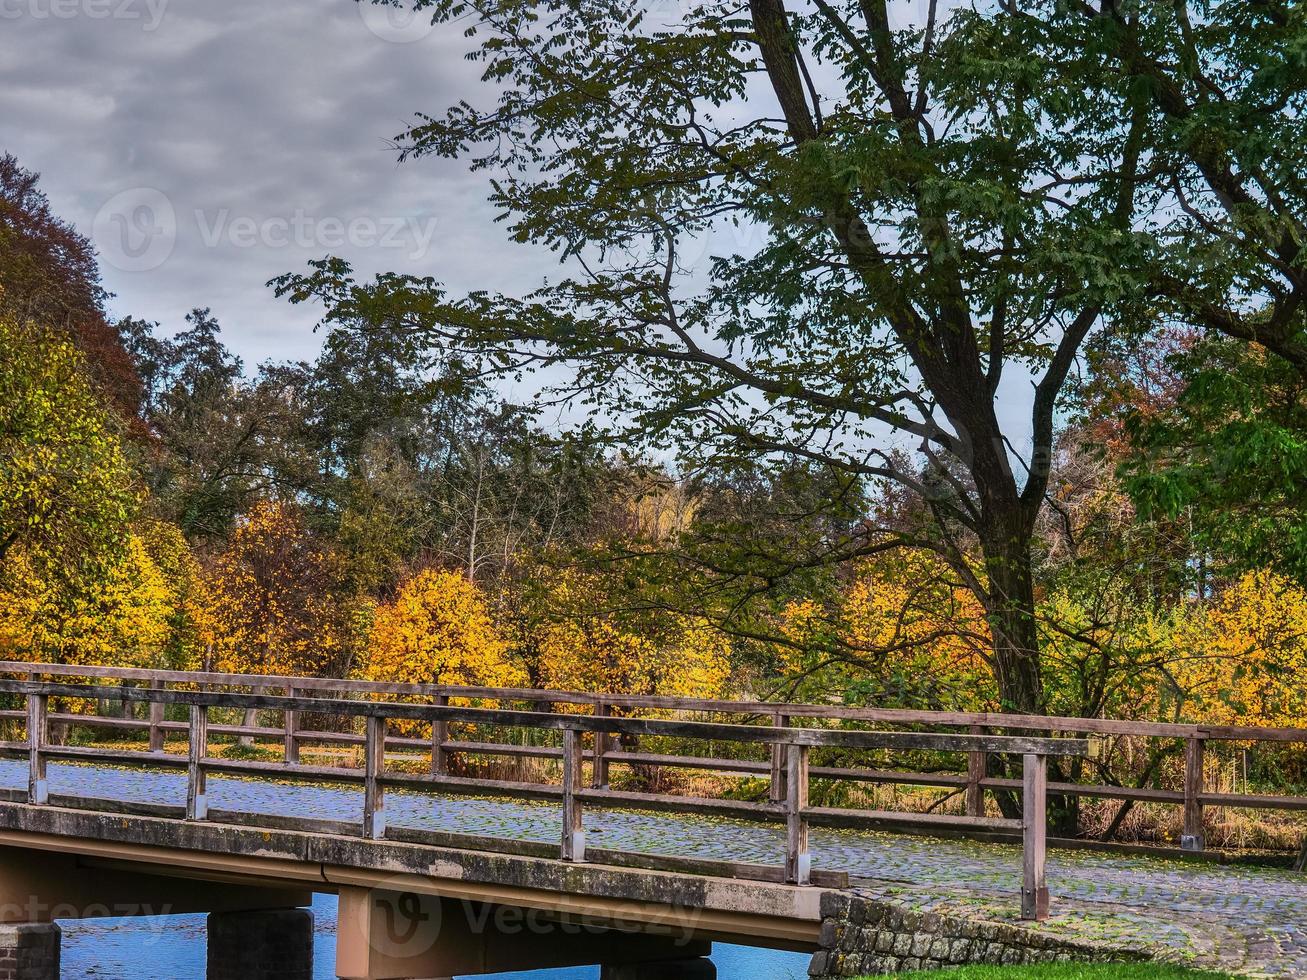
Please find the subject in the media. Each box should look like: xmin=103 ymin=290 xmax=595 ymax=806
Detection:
xmin=3 ymin=149 xmax=1306 ymax=738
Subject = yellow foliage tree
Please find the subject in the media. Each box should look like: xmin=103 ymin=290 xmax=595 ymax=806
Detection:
xmin=0 ymin=311 xmax=136 ymax=583
xmin=1035 ymin=570 xmax=1307 ymax=727
xmin=535 ymin=616 xmax=731 ymax=700
xmin=0 ymin=308 xmax=161 ymax=672
xmin=1165 ymin=570 xmax=1307 ymax=728
xmin=364 ymin=568 xmax=526 ymax=689
xmin=0 ymin=528 xmax=178 ymax=668
xmin=525 ymin=567 xmax=731 ymax=701
xmin=778 ymin=552 xmax=993 ymax=710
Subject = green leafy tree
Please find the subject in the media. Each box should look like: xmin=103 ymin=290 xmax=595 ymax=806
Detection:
xmin=1050 ymin=5 xmax=1306 ymax=582
xmin=293 ymin=316 xmax=614 ymax=594
xmin=1044 ymin=3 xmax=1306 ymax=370
xmin=282 ymin=0 xmax=1156 ymax=712
xmin=1121 ymin=334 xmax=1307 ymax=585
xmin=0 ymin=311 xmax=137 ymax=584
xmin=138 ymin=309 xmax=313 ymax=539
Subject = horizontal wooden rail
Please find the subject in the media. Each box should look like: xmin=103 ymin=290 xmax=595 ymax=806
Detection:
xmin=0 ymin=677 xmax=1085 ymax=920
xmin=0 ymin=660 xmax=601 ymax=706
xmin=7 ymin=663 xmax=1307 ymax=872
xmin=7 ymin=659 xmax=1307 ymax=742
xmin=0 ymin=680 xmax=1086 ymax=755
xmin=4 ymin=661 xmax=1307 ymax=866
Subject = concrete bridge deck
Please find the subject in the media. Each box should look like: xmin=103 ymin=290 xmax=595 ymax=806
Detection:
xmin=0 ymin=759 xmax=1301 ymax=978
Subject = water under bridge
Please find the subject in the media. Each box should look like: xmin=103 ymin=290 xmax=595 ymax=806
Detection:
xmin=0 ymin=662 xmax=1300 ymax=979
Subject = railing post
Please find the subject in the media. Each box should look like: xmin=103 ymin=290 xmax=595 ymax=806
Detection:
xmin=1021 ymin=752 xmax=1049 ymax=921
xmin=187 ymin=703 xmax=208 ymax=821
xmin=965 ymin=723 xmax=986 ymax=817
xmin=784 ymin=742 xmax=810 ymax=885
xmin=237 ymin=686 xmax=261 ymax=748
xmin=431 ymin=694 xmax=450 ymax=776
xmin=27 ymin=692 xmax=48 ymax=805
xmin=592 ymin=701 xmax=611 ymax=789
xmin=561 ymin=728 xmax=586 ymax=862
xmin=1183 ymin=736 xmax=1206 ymax=851
xmin=364 ymin=714 xmax=386 ymax=840
xmin=148 ymin=691 xmax=166 ymax=753
xmin=770 ymin=712 xmax=790 ymax=804
xmin=284 ymin=685 xmax=300 ymax=765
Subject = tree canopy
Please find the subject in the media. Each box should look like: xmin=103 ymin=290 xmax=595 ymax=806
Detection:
xmin=0 ymin=1 xmax=1305 ymax=845
xmin=274 ymin=0 xmax=1305 ymax=712
xmin=281 ymin=0 xmax=1160 ymax=711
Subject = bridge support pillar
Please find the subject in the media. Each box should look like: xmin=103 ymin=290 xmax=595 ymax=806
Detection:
xmin=336 ymin=887 xmax=711 ymax=979
xmin=601 ymin=958 xmax=716 ymax=980
xmin=207 ymin=908 xmax=312 ymax=980
xmin=0 ymin=923 xmax=59 ymax=980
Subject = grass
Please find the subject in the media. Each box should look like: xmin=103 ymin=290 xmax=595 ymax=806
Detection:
xmin=859 ymin=967 xmax=1233 ymax=980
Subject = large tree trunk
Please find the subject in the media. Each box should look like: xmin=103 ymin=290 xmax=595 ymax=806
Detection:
xmin=979 ymin=523 xmax=1079 ymax=834
xmin=980 ymin=529 xmax=1043 ymax=716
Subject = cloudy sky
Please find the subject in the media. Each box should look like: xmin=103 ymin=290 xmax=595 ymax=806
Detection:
xmin=0 ymin=0 xmax=560 ymax=366
xmin=2 ymin=0 xmax=1040 ymax=453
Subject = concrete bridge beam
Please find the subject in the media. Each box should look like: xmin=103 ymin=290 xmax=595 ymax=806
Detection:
xmin=207 ymin=908 xmax=313 ymax=980
xmin=0 ymin=843 xmax=312 ymax=980
xmin=0 ymin=844 xmax=310 ymax=923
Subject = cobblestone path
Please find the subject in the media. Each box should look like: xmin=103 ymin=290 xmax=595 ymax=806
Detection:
xmin=1 ymin=760 xmax=1302 ymax=977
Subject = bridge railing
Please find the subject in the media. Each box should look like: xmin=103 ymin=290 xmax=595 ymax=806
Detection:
xmin=0 ymin=676 xmax=1085 ymax=921
xmin=0 ymin=660 xmax=1304 ymax=859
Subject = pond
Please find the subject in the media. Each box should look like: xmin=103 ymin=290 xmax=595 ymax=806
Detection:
xmin=59 ymin=893 xmax=814 ymax=979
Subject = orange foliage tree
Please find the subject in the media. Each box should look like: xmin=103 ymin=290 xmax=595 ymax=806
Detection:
xmin=194 ymin=501 xmax=360 ymax=679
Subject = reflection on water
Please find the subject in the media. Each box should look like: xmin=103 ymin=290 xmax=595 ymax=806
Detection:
xmin=60 ymin=894 xmax=812 ymax=979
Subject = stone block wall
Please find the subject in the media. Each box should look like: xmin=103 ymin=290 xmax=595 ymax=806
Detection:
xmin=809 ymin=892 xmax=1151 ymax=977
xmin=0 ymin=923 xmax=59 ymax=980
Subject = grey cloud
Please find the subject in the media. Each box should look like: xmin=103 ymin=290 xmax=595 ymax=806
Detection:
xmin=0 ymin=0 xmax=554 ymax=364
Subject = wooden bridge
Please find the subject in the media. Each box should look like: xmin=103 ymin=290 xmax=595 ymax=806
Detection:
xmin=0 ymin=662 xmax=1302 ymax=979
